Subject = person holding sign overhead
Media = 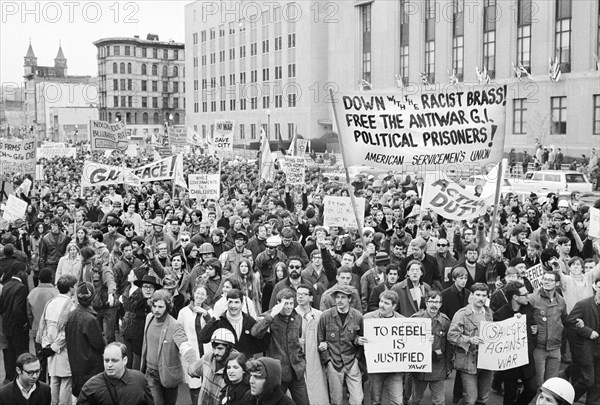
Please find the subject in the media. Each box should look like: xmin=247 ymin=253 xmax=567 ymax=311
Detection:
xmin=448 ymin=283 xmax=494 ymax=405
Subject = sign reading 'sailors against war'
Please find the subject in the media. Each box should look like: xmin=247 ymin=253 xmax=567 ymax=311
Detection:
xmin=334 ymin=86 xmax=507 ymax=171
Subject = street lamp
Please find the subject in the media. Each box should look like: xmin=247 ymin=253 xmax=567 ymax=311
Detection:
xmin=266 ymin=109 xmax=271 ymax=143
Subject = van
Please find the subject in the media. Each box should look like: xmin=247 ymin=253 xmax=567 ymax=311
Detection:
xmin=511 ymin=170 xmax=592 ymax=196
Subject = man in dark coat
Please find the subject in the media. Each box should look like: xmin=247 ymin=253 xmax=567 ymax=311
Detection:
xmin=440 ymin=267 xmax=472 ymax=320
xmin=39 ymin=217 xmax=69 ymax=280
xmin=452 ymin=243 xmax=487 ymax=291
xmin=566 ymin=277 xmax=600 ymax=405
xmin=0 ymin=264 xmax=29 ymax=381
xmin=493 ymin=281 xmax=538 ymax=405
xmin=65 ymin=281 xmax=106 ymax=396
xmin=0 ymin=353 xmax=51 ymax=405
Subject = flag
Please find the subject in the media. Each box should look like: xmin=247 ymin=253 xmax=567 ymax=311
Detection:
xmin=476 ymin=66 xmax=490 ymax=85
xmin=420 ymin=72 xmax=430 ymax=85
xmin=549 ymin=57 xmax=562 ymax=82
xmin=259 ymin=128 xmax=274 ymax=182
xmin=481 ymin=159 xmax=507 ymax=199
xmin=447 ymin=69 xmax=459 ymax=85
xmin=174 ymin=154 xmax=188 ymax=190
xmin=286 ymin=128 xmax=297 ymax=156
xmin=395 ymin=74 xmax=404 ymax=89
xmin=186 ymin=126 xmax=202 ymax=145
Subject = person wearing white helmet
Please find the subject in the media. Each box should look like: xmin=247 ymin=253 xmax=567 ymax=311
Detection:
xmin=536 ymin=377 xmax=575 ymax=405
xmin=190 ymin=328 xmax=239 ymax=405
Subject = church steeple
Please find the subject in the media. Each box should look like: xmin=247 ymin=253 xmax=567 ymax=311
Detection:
xmin=24 ymin=39 xmax=38 ymax=77
xmin=54 ymin=41 xmax=67 ymax=76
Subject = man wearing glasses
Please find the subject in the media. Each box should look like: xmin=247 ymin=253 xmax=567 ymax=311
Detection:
xmin=255 ymin=236 xmax=288 ymax=286
xmin=529 ymin=271 xmax=568 ymax=386
xmin=493 ymin=281 xmax=538 ymax=405
xmin=269 ymin=257 xmax=313 ymax=309
xmin=0 ymin=353 xmax=51 ymax=404
xmin=434 ymin=238 xmax=458 ymax=288
xmin=410 ymin=291 xmax=451 ymax=405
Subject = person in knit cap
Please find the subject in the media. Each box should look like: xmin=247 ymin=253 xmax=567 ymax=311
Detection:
xmin=65 ymin=282 xmax=106 ymax=396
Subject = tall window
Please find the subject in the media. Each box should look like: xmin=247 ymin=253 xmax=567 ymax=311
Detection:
xmin=517 ymin=0 xmax=532 ymax=71
xmin=240 ymin=124 xmax=245 ymax=140
xmin=483 ymin=0 xmax=496 ymax=79
xmin=399 ymin=0 xmax=409 ymax=85
xmin=360 ymin=3 xmax=372 ymax=85
xmin=251 ymin=124 xmax=256 ymax=140
xmin=513 ymin=99 xmax=527 ymax=134
xmin=555 ymin=0 xmax=572 ymax=72
xmin=550 ymin=96 xmax=567 ymax=135
xmin=453 ymin=0 xmax=464 ymax=81
xmin=424 ymin=0 xmax=435 ymax=83
xmin=597 ymin=1 xmax=600 ymax=67
xmin=593 ymin=95 xmax=600 ymax=135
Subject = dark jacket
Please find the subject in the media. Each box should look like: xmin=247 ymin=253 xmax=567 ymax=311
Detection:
xmin=493 ymin=303 xmax=537 ymax=379
xmin=39 ymin=231 xmax=69 ymax=267
xmin=0 ymin=379 xmax=51 ymax=405
xmin=440 ymin=284 xmax=471 ymax=321
xmin=251 ymin=310 xmax=305 ymax=383
xmin=452 ymin=261 xmax=487 ymax=291
xmin=77 ymin=369 xmax=154 ymax=405
xmin=242 ymin=357 xmax=295 ymax=405
xmin=400 ymin=253 xmax=442 ymax=289
xmin=390 ymin=279 xmax=432 ymax=317
xmin=199 ymin=312 xmax=270 ymax=357
xmin=219 ymin=377 xmax=250 ymax=405
xmin=566 ymin=297 xmax=600 ymax=364
xmin=65 ymin=305 xmax=106 ymax=396
xmin=0 ymin=278 xmax=29 ymax=335
xmin=411 ymin=309 xmax=452 ymax=381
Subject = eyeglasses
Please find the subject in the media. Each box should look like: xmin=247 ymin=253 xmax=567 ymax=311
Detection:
xmin=437 ymin=244 xmax=448 ymax=247
xmin=288 ymin=265 xmax=302 ymax=269
xmin=542 ymin=278 xmax=557 ymax=283
xmin=142 ymin=285 xmax=155 ymax=290
xmin=181 ymin=239 xmax=190 ymax=242
xmin=312 ymin=256 xmax=322 ymax=260
xmin=21 ymin=368 xmax=41 ymax=376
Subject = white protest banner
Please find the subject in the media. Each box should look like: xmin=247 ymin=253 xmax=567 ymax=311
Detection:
xmin=35 ymin=165 xmax=44 ymax=181
xmin=323 ymin=196 xmax=366 ymax=229
xmin=17 ymin=178 xmax=32 ymax=196
xmin=37 ymin=147 xmax=77 ymax=160
xmin=188 ymin=174 xmax=220 ymax=200
xmin=90 ymin=120 xmax=127 ymax=151
xmin=213 ymin=119 xmax=235 ymax=153
xmin=81 ymin=161 xmax=142 ymax=188
xmin=478 ymin=316 xmax=528 ymax=371
xmin=284 ymin=156 xmax=306 ymax=185
xmin=421 ymin=173 xmax=493 ymax=221
xmin=0 ymin=138 xmax=36 ymax=174
xmin=125 ymin=144 xmax=138 ymax=157
xmin=187 ymin=126 xmax=202 ymax=146
xmin=2 ymin=195 xmax=28 ymax=222
xmin=296 ymin=139 xmax=309 ymax=156
xmin=523 ymin=263 xmax=545 ymax=290
xmin=133 ymin=156 xmax=178 ymax=182
xmin=333 ymin=86 xmax=507 ymax=171
xmin=589 ymin=207 xmax=600 ymax=238
xmin=169 ymin=126 xmax=187 ymax=154
xmin=364 ymin=317 xmax=432 ymax=373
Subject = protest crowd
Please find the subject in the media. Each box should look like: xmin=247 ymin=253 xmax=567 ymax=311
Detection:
xmin=0 ymin=143 xmax=598 ymax=405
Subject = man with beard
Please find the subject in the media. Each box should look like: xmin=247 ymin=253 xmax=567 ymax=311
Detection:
xmin=221 ymin=231 xmax=254 ymax=278
xmin=400 ymin=237 xmax=442 ymax=290
xmin=141 ymin=290 xmax=198 ymax=405
xmin=255 ymin=236 xmax=288 ymax=286
xmin=269 ymin=257 xmax=313 ymax=309
xmin=190 ymin=329 xmax=238 ymax=405
xmin=252 ymin=288 xmax=309 ymax=405
xmin=318 ymin=285 xmax=366 ymax=405
xmin=452 ymin=243 xmax=487 ymax=291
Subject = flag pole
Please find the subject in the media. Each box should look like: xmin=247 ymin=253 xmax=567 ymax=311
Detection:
xmin=488 ymin=160 xmax=504 ymax=244
xmin=329 ymin=88 xmax=366 ymax=248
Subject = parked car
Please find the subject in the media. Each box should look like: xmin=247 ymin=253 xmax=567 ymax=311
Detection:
xmin=461 ymin=175 xmax=515 ymax=196
xmin=510 ymin=170 xmax=593 ymax=196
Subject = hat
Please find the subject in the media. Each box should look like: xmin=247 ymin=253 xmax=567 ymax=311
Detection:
xmin=112 ymin=200 xmax=122 ymax=207
xmin=205 ymin=258 xmax=222 ymax=272
xmin=266 ymin=235 xmax=282 ymax=247
xmin=134 ymin=275 xmax=163 ymax=290
xmin=10 ymin=219 xmax=26 ymax=229
xmin=233 ymin=230 xmax=248 ymax=241
xmin=541 ymin=248 xmax=559 ymax=264
xmin=1 ymin=233 xmax=16 ymax=244
xmin=331 ymin=285 xmax=353 ymax=297
xmin=405 ymin=190 xmax=417 ymax=198
xmin=162 ymin=275 xmax=178 ymax=290
xmin=281 ymin=227 xmax=295 ymax=239
xmin=76 ymin=282 xmax=95 ymax=306
xmin=132 ymin=236 xmax=145 ymax=245
xmin=107 ymin=217 xmax=120 ymax=226
xmin=558 ymin=199 xmax=569 ymax=208
xmin=509 ymin=257 xmax=526 ymax=267
xmin=375 ymin=252 xmax=390 ymax=265
xmin=314 ymin=225 xmax=329 ymax=234
xmin=151 ymin=218 xmax=166 ymax=227
xmin=198 ymin=243 xmax=215 ymax=254
xmin=529 ymin=192 xmax=538 ymax=199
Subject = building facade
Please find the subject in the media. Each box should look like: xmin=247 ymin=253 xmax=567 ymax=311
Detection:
xmin=184 ymin=1 xmax=332 ymax=146
xmin=94 ymin=35 xmax=186 ymax=139
xmin=23 ymin=42 xmax=94 ymax=140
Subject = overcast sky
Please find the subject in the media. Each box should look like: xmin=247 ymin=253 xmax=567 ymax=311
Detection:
xmin=1 ymin=1 xmax=189 ymax=86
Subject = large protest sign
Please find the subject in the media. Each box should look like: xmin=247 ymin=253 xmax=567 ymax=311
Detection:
xmin=37 ymin=147 xmax=77 ymax=160
xmin=213 ymin=119 xmax=235 ymax=153
xmin=169 ymin=126 xmax=187 ymax=154
xmin=2 ymin=195 xmax=28 ymax=221
xmin=421 ymin=173 xmax=493 ymax=221
xmin=284 ymin=156 xmax=306 ymax=185
xmin=133 ymin=156 xmax=179 ymax=182
xmin=90 ymin=120 xmax=128 ymax=151
xmin=188 ymin=174 xmax=220 ymax=200
xmin=364 ymin=318 xmax=432 ymax=373
xmin=81 ymin=161 xmax=141 ymax=188
xmin=478 ymin=316 xmax=528 ymax=371
xmin=333 ymin=86 xmax=507 ymax=171
xmin=523 ymin=264 xmax=545 ymax=290
xmin=589 ymin=207 xmax=600 ymax=238
xmin=323 ymin=196 xmax=366 ymax=229
xmin=296 ymin=139 xmax=309 ymax=156
xmin=0 ymin=138 xmax=36 ymax=174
